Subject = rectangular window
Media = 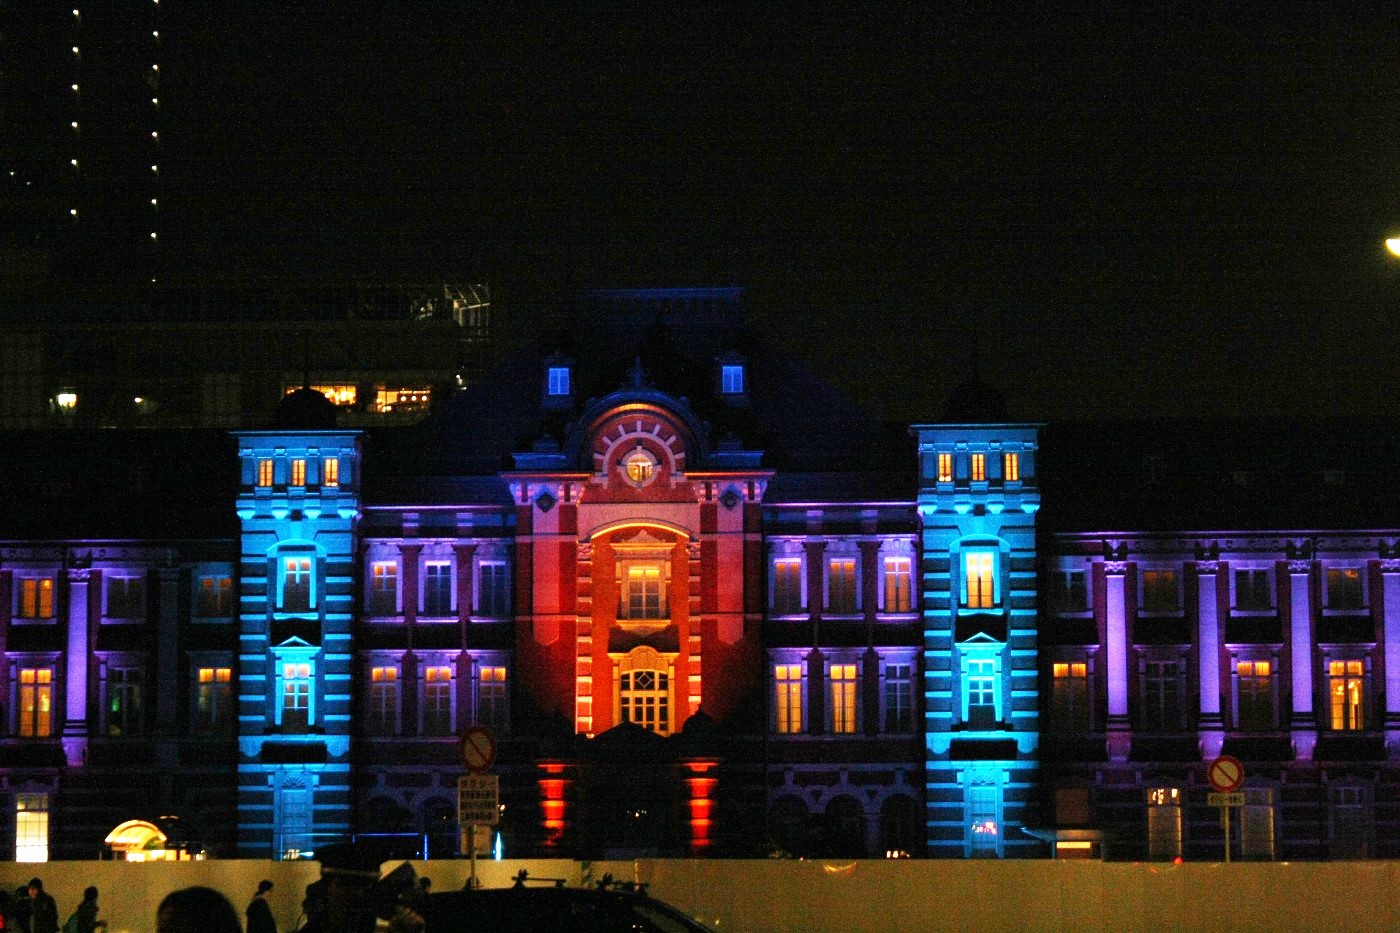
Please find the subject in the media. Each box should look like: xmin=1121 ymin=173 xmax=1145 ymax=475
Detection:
xmin=1051 ymin=661 xmax=1090 ymax=731
xmin=197 ymin=575 xmax=233 ymax=616
xmin=1002 ymin=452 xmax=1020 ymax=482
xmin=15 ymin=793 xmax=48 ymax=863
xmin=1329 ymin=660 xmax=1366 ymax=731
xmin=195 ymin=667 xmax=232 ymax=735
xmin=282 ymin=557 xmax=312 ymax=612
xmin=18 ymin=668 xmax=52 ymax=738
xmin=370 ymin=561 xmax=398 ymax=615
xmin=1234 ymin=569 xmax=1272 ymax=611
xmin=476 ymin=665 xmax=508 ymax=734
xmin=1237 ymin=660 xmax=1275 ymax=731
xmin=1147 ymin=787 xmax=1182 ymax=861
xmin=773 ymin=558 xmax=803 ymax=614
xmin=774 ymin=663 xmax=804 ymax=734
xmin=374 ymin=387 xmax=432 ymax=414
xmin=884 ymin=663 xmax=913 ymax=732
xmin=106 ymin=576 xmax=144 ymax=619
xmin=257 ymin=458 xmax=274 ymax=487
xmin=883 ymin=556 xmax=912 ymax=612
xmin=827 ymin=559 xmax=856 ymax=613
xmin=547 ymin=366 xmax=571 ymax=396
xmin=970 ymin=453 xmax=986 ymax=482
xmin=937 ymin=453 xmax=953 ymax=483
xmin=620 ymin=668 xmax=671 ymax=735
xmin=281 ymin=662 xmax=311 ymax=730
xmin=18 ymin=578 xmax=54 ymax=619
xmin=829 ymin=663 xmax=858 ymax=734
xmin=1327 ymin=568 xmax=1365 ymax=610
xmin=1142 ymin=659 xmax=1182 ymax=732
xmin=966 ymin=658 xmax=997 ymax=727
xmin=424 ymin=562 xmax=453 ymax=616
xmin=720 ymin=364 xmax=745 ymax=394
xmin=963 ymin=551 xmax=996 ymax=609
xmin=1050 ymin=569 xmax=1088 ymax=611
xmin=621 ymin=564 xmax=666 ymax=619
xmin=323 ymin=457 xmax=340 ymax=487
xmin=1330 ymin=787 xmax=1370 ymax=859
xmin=290 ymin=458 xmax=306 ymax=486
xmin=423 ymin=666 xmax=454 ymax=735
xmin=106 ymin=667 xmax=143 ymax=736
xmin=368 ymin=666 xmax=399 ymax=736
xmin=478 ymin=562 xmax=510 ymax=617
xmin=1141 ymin=570 xmax=1179 ymax=612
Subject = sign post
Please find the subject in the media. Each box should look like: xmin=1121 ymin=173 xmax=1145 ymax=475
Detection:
xmin=1207 ymin=754 xmax=1245 ymax=863
xmin=458 ymin=726 xmax=498 ymax=890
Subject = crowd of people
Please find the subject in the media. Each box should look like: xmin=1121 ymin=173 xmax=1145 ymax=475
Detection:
xmin=3 ymin=849 xmax=430 ymax=933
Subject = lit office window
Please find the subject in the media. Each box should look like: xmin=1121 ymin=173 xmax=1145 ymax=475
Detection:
xmin=1329 ymin=660 xmax=1366 ymax=731
xmin=774 ymin=664 xmax=804 ymax=734
xmin=830 ymin=663 xmax=858 ymax=733
xmin=323 ymin=457 xmax=339 ymax=487
xmin=195 ymin=667 xmax=232 ymax=734
xmin=18 ymin=669 xmax=52 ymax=737
xmin=423 ymin=666 xmax=454 ymax=735
xmin=368 ymin=666 xmax=399 ymax=736
xmin=883 ymin=556 xmax=912 ymax=612
xmin=19 ymin=578 xmax=54 ymax=619
xmin=963 ymin=552 xmax=996 ymax=609
xmin=281 ymin=663 xmax=312 ymax=730
xmin=257 ymin=459 xmax=274 ymax=487
xmin=1003 ymin=452 xmax=1020 ymax=482
xmin=828 ymin=559 xmax=856 ymax=613
xmin=773 ymin=558 xmax=803 ymax=614
xmin=970 ymin=453 xmax=986 ymax=482
xmin=1051 ymin=661 xmax=1090 ymax=731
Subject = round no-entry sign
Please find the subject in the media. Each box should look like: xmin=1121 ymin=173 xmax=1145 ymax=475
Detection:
xmin=459 ymin=725 xmax=497 ymax=773
xmin=1208 ymin=754 xmax=1244 ymax=793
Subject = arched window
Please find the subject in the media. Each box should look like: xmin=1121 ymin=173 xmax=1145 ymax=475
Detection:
xmin=617 ymin=647 xmax=673 ymax=735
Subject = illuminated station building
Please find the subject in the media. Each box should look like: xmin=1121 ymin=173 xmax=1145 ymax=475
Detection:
xmin=0 ymin=289 xmax=1393 ymax=862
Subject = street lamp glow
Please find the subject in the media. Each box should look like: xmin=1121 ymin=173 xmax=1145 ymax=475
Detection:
xmin=1386 ymin=238 xmax=1400 ymax=258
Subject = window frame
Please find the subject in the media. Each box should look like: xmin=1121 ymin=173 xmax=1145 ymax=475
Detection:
xmin=476 ymin=560 xmax=511 ymax=618
xmin=276 ymin=552 xmax=317 ymax=614
xmin=720 ymin=363 xmax=745 ymax=395
xmin=195 ymin=574 xmax=234 ymax=618
xmin=420 ymin=661 xmax=457 ymax=736
xmin=1002 ymin=452 xmax=1020 ymax=483
xmin=960 ymin=549 xmax=999 ymax=611
xmin=192 ymin=663 xmax=234 ymax=736
xmin=1146 ymin=786 xmax=1183 ymax=861
xmin=14 ymin=792 xmax=49 ymax=863
xmin=104 ymin=574 xmax=145 ymax=620
xmin=14 ymin=665 xmax=56 ymax=738
xmin=1233 ymin=654 xmax=1279 ymax=732
xmin=826 ymin=556 xmax=858 ymax=615
xmin=1324 ymin=566 xmax=1367 ymax=613
xmin=101 ymin=659 xmax=145 ymax=737
xmin=1232 ymin=567 xmax=1274 ymax=613
xmin=16 ymin=577 xmax=56 ymax=620
xmin=474 ymin=663 xmax=509 ymax=734
xmin=618 ymin=561 xmax=668 ymax=621
xmin=771 ymin=554 xmax=805 ymax=615
xmin=882 ymin=554 xmax=913 ymax=613
xmin=773 ymin=662 xmax=805 ymax=734
xmin=1050 ymin=658 xmax=1092 ymax=732
xmin=422 ymin=560 xmax=454 ymax=617
xmin=546 ymin=365 xmax=571 ymax=397
xmin=366 ymin=660 xmax=401 ymax=737
xmin=1139 ymin=567 xmax=1182 ymax=614
xmin=322 ymin=456 xmax=340 ymax=487
xmin=370 ymin=560 xmax=400 ymax=616
xmin=828 ymin=661 xmax=859 ymax=734
xmin=1324 ymin=653 xmax=1370 ymax=732
xmin=882 ymin=661 xmax=914 ymax=733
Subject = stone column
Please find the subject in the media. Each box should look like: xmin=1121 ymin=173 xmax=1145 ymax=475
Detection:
xmin=1197 ymin=562 xmax=1224 ymax=759
xmin=1290 ymin=560 xmax=1318 ymax=760
xmin=1381 ymin=561 xmax=1400 ymax=756
xmin=1104 ymin=563 xmax=1130 ymax=760
xmin=62 ymin=568 xmax=93 ymax=767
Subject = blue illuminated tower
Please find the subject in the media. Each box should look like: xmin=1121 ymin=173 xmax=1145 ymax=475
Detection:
xmin=232 ymin=396 xmax=362 ymax=858
xmin=914 ymin=393 xmax=1041 ymax=858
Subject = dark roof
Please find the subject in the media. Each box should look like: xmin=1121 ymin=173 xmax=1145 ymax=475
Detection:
xmin=274 ymin=385 xmax=338 ymax=430
xmin=1038 ymin=417 xmax=1400 ymax=532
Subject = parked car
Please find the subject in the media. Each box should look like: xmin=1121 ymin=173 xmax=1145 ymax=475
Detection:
xmin=415 ymin=873 xmax=711 ymax=933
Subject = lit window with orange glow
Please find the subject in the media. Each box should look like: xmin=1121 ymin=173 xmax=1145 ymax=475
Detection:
xmin=257 ymin=458 xmax=274 ymax=487
xmin=774 ymin=664 xmax=804 ymax=734
xmin=971 ymin=453 xmax=986 ymax=482
xmin=772 ymin=557 xmax=803 ymax=614
xmin=19 ymin=578 xmax=54 ymax=619
xmin=937 ymin=452 xmax=953 ymax=483
xmin=962 ymin=551 xmax=996 ymax=609
xmin=1236 ymin=659 xmax=1275 ymax=731
xmin=1003 ymin=452 xmax=1019 ymax=482
xmin=290 ymin=459 xmax=306 ymax=487
xmin=830 ymin=663 xmax=858 ymax=733
xmin=621 ymin=564 xmax=666 ymax=619
xmin=322 ymin=457 xmax=339 ymax=487
xmin=18 ymin=668 xmax=52 ymax=737
xmin=883 ymin=556 xmax=912 ymax=612
xmin=1329 ymin=659 xmax=1365 ymax=731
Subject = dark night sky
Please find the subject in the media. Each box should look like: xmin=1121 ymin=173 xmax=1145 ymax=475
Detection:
xmin=151 ymin=7 xmax=1400 ymax=421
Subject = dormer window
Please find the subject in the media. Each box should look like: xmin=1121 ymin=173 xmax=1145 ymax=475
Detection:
xmin=547 ymin=366 xmax=571 ymax=396
xmin=716 ymin=353 xmax=748 ymax=403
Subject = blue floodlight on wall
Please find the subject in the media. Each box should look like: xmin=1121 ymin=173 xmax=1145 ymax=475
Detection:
xmin=911 ymin=421 xmax=1042 ymax=858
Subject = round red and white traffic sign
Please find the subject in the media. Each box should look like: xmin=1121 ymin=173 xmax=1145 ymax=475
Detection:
xmin=1208 ymin=754 xmax=1244 ymax=793
xmin=459 ymin=725 xmax=497 ymax=773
